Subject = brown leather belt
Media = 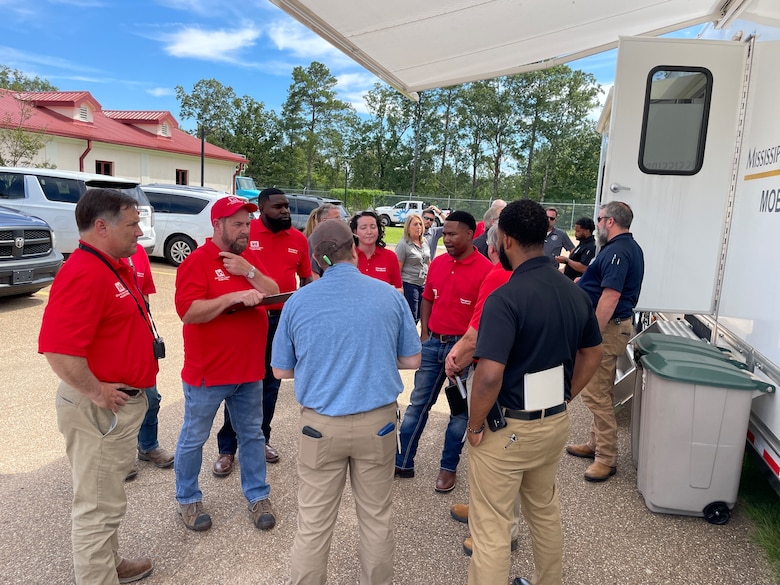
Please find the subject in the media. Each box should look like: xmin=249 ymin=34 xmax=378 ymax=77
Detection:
xmin=429 ymin=331 xmax=461 ymax=343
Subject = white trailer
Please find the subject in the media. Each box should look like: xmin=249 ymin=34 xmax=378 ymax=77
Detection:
xmin=268 ymin=0 xmax=780 ymax=492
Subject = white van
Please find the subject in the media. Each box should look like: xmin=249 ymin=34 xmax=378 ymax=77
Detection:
xmin=140 ymin=184 xmax=231 ymax=266
xmin=0 ymin=167 xmax=156 ymax=254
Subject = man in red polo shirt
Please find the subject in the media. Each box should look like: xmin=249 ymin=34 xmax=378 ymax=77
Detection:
xmin=213 ymin=188 xmax=313 ymax=474
xmin=40 ymin=188 xmax=159 ymax=584
xmin=174 ymin=196 xmax=280 ymax=533
xmin=395 ymin=211 xmax=492 ymax=492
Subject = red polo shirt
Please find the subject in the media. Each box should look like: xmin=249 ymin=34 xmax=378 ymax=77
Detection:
xmin=473 ymin=221 xmax=485 ymax=239
xmin=469 ymin=262 xmax=511 ymax=330
xmin=130 ymin=244 xmax=156 ymax=296
xmin=423 ymin=247 xmax=492 ymax=335
xmin=175 ymin=239 xmax=269 ymax=386
xmin=356 ymin=247 xmax=402 ymax=288
xmin=39 ymin=242 xmax=159 ymax=388
xmin=249 ymin=220 xmax=312 ymax=311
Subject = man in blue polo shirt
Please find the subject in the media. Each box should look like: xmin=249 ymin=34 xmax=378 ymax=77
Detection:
xmin=272 ymin=219 xmax=421 ymax=585
xmin=567 ymin=200 xmax=645 ymax=482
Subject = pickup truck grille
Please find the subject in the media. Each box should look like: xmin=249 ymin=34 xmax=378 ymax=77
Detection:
xmin=0 ymin=229 xmax=54 ymax=259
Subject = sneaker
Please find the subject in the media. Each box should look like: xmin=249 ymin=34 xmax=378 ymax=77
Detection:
xmin=116 ymin=556 xmax=153 ymax=583
xmin=138 ymin=447 xmax=174 ymax=468
xmin=125 ymin=463 xmax=138 ymax=482
xmin=249 ymin=499 xmax=276 ymax=530
xmin=178 ymin=502 xmax=212 ymax=531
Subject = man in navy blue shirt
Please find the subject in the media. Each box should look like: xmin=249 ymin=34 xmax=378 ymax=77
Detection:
xmin=567 ymin=201 xmax=644 ymax=482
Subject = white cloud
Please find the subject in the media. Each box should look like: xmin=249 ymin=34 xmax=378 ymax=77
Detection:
xmin=266 ymin=19 xmax=352 ymax=66
xmin=147 ymin=87 xmax=174 ymax=97
xmin=163 ymin=26 xmax=260 ymax=63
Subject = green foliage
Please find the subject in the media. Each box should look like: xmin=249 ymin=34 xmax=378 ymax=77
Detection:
xmin=0 ymin=66 xmax=58 ymax=92
xmin=739 ymin=454 xmax=780 ymax=582
xmin=0 ymin=97 xmax=51 ymax=166
xmin=329 ymin=188 xmax=395 ymax=212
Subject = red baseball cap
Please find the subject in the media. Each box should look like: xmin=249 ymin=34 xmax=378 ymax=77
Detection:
xmin=211 ymin=196 xmax=258 ymax=222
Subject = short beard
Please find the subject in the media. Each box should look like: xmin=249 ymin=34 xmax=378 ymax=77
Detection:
xmin=596 ymin=227 xmax=608 ymax=247
xmin=265 ymin=215 xmax=292 ymax=232
xmin=498 ymin=244 xmax=513 ymax=271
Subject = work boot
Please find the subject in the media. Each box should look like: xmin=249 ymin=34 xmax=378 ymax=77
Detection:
xmin=566 ymin=443 xmax=596 ymax=459
xmin=178 ymin=502 xmax=212 ymax=531
xmin=450 ymin=503 xmax=469 ymax=523
xmin=249 ymin=498 xmax=276 ymax=530
xmin=125 ymin=463 xmax=138 ymax=482
xmin=138 ymin=447 xmax=174 ymax=468
xmin=584 ymin=461 xmax=617 ymax=482
xmin=116 ymin=556 xmax=153 ymax=583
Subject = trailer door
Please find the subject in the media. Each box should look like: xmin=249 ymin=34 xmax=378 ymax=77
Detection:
xmin=602 ymin=36 xmax=748 ymax=313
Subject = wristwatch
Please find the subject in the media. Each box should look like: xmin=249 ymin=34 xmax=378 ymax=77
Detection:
xmin=246 ymin=266 xmax=256 ymax=280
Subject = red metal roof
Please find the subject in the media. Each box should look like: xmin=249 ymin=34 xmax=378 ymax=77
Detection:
xmin=0 ymin=89 xmax=247 ymax=164
xmin=103 ymin=110 xmax=177 ymax=127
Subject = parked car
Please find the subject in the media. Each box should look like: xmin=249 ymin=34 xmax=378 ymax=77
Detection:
xmin=0 ymin=167 xmax=156 ymax=254
xmin=247 ymin=192 xmax=349 ymax=231
xmin=0 ymin=205 xmax=63 ymax=297
xmin=373 ymin=200 xmax=446 ymax=227
xmin=140 ymin=184 xmax=232 ymax=266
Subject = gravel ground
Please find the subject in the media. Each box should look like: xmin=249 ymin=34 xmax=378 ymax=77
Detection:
xmin=0 ymin=260 xmax=774 ymax=585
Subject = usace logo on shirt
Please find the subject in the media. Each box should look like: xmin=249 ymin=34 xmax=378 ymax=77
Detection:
xmin=114 ymin=281 xmax=131 ymax=299
xmin=432 ymin=288 xmax=439 ymax=299
xmin=250 ymin=241 xmax=262 ymax=251
xmin=214 ymin=269 xmax=231 ymax=282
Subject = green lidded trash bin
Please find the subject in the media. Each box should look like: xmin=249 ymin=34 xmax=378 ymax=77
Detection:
xmin=636 ymin=348 xmax=774 ymax=524
xmin=630 ymin=333 xmax=744 ymax=468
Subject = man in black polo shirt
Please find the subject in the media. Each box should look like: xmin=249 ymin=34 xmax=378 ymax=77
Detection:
xmin=556 ymin=216 xmax=596 ymax=280
xmin=466 ymin=200 xmax=603 ymax=585
xmin=566 ymin=201 xmax=645 ymax=482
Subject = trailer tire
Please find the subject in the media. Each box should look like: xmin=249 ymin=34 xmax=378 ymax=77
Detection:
xmin=703 ymin=501 xmax=730 ymax=525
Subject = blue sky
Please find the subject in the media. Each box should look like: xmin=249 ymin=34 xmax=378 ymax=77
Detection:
xmin=0 ymin=0 xmax=702 ymax=133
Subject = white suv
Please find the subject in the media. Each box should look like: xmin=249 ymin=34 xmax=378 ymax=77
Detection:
xmin=140 ymin=184 xmax=232 ymax=266
xmin=0 ymin=167 xmax=156 ymax=254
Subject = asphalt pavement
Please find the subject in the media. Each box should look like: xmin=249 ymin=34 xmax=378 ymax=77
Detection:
xmin=0 ymin=259 xmax=774 ymax=584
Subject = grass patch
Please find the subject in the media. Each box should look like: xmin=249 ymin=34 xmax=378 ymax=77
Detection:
xmin=739 ymin=453 xmax=780 ymax=581
xmin=383 ymin=226 xmax=403 ymax=245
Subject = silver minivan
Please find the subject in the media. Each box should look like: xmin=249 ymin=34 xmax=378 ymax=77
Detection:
xmin=0 ymin=167 xmax=156 ymax=254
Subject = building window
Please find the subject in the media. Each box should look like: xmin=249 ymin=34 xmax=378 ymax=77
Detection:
xmin=176 ymin=169 xmax=188 ymax=185
xmin=95 ymin=161 xmax=113 ymax=176
xmin=638 ymin=66 xmax=713 ymax=176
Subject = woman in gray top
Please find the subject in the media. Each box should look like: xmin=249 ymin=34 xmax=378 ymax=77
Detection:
xmin=395 ymin=214 xmax=431 ymax=322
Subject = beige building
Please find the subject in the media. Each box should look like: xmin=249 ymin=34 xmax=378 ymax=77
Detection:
xmin=0 ymin=89 xmax=247 ymax=191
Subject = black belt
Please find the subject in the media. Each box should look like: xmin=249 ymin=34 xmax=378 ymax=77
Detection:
xmin=608 ymin=316 xmax=630 ymax=325
xmin=119 ymin=387 xmax=142 ymax=397
xmin=267 ymin=310 xmax=282 ymax=318
xmin=429 ymin=331 xmax=461 ymax=343
xmin=504 ymin=403 xmax=567 ymax=420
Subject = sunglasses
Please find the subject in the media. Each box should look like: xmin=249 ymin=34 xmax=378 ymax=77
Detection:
xmin=597 ymin=216 xmax=610 ymax=223
xmin=547 ymin=216 xmax=556 ymax=221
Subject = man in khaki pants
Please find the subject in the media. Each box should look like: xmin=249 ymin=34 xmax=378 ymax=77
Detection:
xmin=566 ymin=201 xmax=645 ymax=482
xmin=39 ymin=188 xmax=159 ymax=584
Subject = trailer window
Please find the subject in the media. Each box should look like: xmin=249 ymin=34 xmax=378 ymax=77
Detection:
xmin=638 ymin=67 xmax=713 ymax=176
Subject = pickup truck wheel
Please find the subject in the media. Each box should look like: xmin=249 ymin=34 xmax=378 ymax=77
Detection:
xmin=380 ymin=215 xmax=391 ymax=227
xmin=165 ymin=235 xmax=197 ymax=267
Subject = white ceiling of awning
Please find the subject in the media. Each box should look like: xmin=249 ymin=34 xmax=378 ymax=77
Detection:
xmin=269 ymin=0 xmax=780 ymax=98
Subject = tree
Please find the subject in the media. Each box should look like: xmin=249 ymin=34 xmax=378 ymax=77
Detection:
xmin=175 ymin=79 xmax=238 ymax=144
xmin=0 ymin=96 xmax=51 ymax=167
xmin=281 ymin=62 xmax=352 ymax=190
xmin=0 ymin=65 xmax=58 ymax=92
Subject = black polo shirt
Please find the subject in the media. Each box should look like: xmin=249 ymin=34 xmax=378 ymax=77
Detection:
xmin=474 ymin=256 xmax=602 ymax=410
xmin=563 ymin=235 xmax=596 ymax=280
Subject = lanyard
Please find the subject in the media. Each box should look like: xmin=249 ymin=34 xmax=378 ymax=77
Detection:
xmin=78 ymin=244 xmax=160 ymax=340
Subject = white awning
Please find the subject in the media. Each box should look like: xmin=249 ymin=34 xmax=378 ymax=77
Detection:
xmin=269 ymin=0 xmax=780 ymax=99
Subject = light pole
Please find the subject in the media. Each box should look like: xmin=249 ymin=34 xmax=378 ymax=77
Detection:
xmin=200 ymin=123 xmax=206 ymax=187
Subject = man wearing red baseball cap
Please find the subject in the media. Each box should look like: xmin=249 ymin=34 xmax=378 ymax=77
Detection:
xmin=173 ymin=195 xmax=281 ymax=532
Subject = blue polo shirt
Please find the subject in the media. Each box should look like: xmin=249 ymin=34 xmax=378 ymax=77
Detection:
xmin=271 ymin=262 xmax=421 ymax=417
xmin=577 ymin=232 xmax=644 ymax=320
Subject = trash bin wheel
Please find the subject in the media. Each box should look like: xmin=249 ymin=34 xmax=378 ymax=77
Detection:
xmin=703 ymin=501 xmax=731 ymax=525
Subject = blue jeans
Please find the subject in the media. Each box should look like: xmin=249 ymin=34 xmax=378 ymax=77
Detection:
xmin=217 ymin=313 xmax=281 ymax=453
xmin=396 ymin=337 xmax=468 ymax=473
xmin=137 ymin=385 xmax=162 ymax=453
xmin=175 ymin=380 xmax=270 ymax=505
xmin=402 ymin=282 xmax=424 ymax=323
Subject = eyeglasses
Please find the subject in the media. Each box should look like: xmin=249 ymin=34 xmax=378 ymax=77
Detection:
xmin=422 ymin=216 xmax=434 ymax=222
xmin=547 ymin=216 xmax=556 ymax=221
xmin=597 ymin=216 xmax=610 ymax=223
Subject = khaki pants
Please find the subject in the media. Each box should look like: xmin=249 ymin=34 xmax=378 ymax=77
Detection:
xmin=468 ymin=411 xmax=570 ymax=585
xmin=56 ymin=381 xmax=147 ymax=585
xmin=580 ymin=319 xmax=633 ymax=467
xmin=289 ymin=403 xmax=397 ymax=585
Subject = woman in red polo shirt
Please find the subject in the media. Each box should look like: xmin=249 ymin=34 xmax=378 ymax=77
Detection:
xmin=350 ymin=210 xmax=402 ymax=290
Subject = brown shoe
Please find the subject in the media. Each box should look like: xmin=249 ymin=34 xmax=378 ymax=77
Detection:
xmin=178 ymin=502 xmax=212 ymax=531
xmin=265 ymin=443 xmax=280 ymax=464
xmin=463 ymin=536 xmax=518 ymax=556
xmin=212 ymin=454 xmax=235 ymax=477
xmin=450 ymin=503 xmax=468 ymax=523
xmin=566 ymin=443 xmax=596 ymax=459
xmin=138 ymin=447 xmax=174 ymax=468
xmin=116 ymin=556 xmax=153 ymax=583
xmin=584 ymin=461 xmax=617 ymax=482
xmin=125 ymin=463 xmax=138 ymax=482
xmin=435 ymin=469 xmax=456 ymax=493
xmin=249 ymin=498 xmax=276 ymax=530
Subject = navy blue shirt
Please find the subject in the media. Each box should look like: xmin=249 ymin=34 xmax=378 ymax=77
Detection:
xmin=577 ymin=233 xmax=644 ymax=320
xmin=563 ymin=235 xmax=596 ymax=280
xmin=474 ymin=256 xmax=602 ymax=409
